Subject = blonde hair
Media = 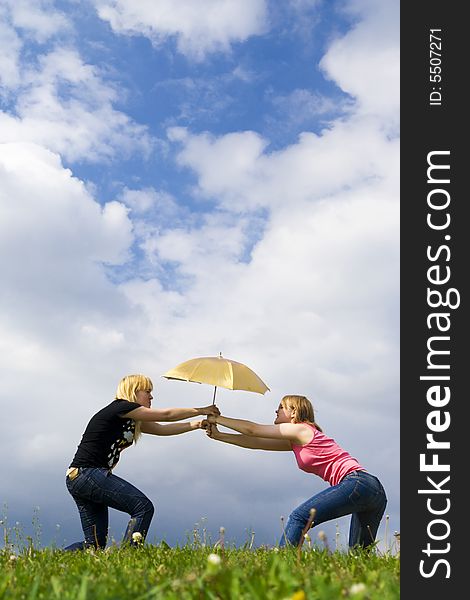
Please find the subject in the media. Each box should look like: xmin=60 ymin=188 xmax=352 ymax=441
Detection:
xmin=115 ymin=374 xmax=153 ymax=442
xmin=281 ymin=395 xmax=323 ymax=432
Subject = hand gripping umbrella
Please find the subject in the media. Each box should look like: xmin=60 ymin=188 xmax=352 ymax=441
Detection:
xmin=162 ymin=353 xmax=269 ymax=404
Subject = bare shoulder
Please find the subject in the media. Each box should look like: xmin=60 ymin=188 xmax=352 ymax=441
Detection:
xmin=279 ymin=422 xmax=314 ymax=445
xmin=294 ymin=423 xmax=315 ymax=445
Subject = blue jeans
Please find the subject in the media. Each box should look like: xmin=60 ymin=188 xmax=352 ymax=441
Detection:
xmin=280 ymin=470 xmax=387 ymax=548
xmin=64 ymin=467 xmax=154 ymax=550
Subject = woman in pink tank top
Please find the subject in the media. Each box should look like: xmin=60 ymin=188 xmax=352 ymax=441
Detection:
xmin=206 ymin=394 xmax=387 ymax=549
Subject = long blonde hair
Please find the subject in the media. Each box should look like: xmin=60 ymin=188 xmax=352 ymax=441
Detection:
xmin=115 ymin=374 xmax=153 ymax=442
xmin=281 ymin=395 xmax=323 ymax=432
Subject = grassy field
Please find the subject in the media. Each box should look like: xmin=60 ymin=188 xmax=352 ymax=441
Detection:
xmin=1 ymin=541 xmax=399 ymax=600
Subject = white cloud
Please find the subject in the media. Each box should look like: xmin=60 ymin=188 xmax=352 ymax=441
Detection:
xmin=145 ymin=215 xmax=249 ymax=270
xmin=0 ymin=0 xmax=70 ymax=91
xmin=0 ymin=48 xmax=153 ymax=162
xmin=93 ymin=0 xmax=268 ymax=60
xmin=283 ymin=0 xmax=322 ymax=37
xmin=119 ymin=187 xmax=183 ymax=219
xmin=231 ymin=65 xmax=256 ymax=83
xmin=1 ymin=0 xmax=69 ymax=42
xmin=270 ymin=88 xmax=348 ymax=121
xmin=0 ymin=142 xmax=134 ymax=324
xmin=169 ymin=119 xmax=398 ymax=213
xmin=0 ymin=21 xmax=22 ymax=89
xmin=80 ymin=324 xmax=125 ymax=348
xmin=168 ymin=127 xmax=268 ymax=211
xmin=1 ymin=2 xmax=152 ymax=162
xmin=320 ymin=0 xmax=399 ymax=124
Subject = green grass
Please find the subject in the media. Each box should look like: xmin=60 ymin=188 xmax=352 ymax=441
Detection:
xmin=1 ymin=543 xmax=399 ymax=600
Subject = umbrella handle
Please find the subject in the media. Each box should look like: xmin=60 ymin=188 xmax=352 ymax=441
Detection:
xmin=212 ymin=386 xmax=217 ymax=405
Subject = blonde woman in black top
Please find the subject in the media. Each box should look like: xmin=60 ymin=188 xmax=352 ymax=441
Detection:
xmin=65 ymin=373 xmax=219 ymax=550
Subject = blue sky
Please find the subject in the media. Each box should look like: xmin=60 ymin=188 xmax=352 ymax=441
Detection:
xmin=0 ymin=0 xmax=399 ymax=550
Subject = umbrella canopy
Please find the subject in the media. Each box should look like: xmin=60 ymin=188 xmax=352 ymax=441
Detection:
xmin=162 ymin=354 xmax=269 ymax=403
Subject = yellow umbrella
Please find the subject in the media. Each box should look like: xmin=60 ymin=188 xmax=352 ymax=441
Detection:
xmin=162 ymin=353 xmax=270 ymax=404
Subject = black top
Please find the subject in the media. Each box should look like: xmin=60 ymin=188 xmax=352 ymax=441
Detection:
xmin=70 ymin=400 xmax=138 ymax=469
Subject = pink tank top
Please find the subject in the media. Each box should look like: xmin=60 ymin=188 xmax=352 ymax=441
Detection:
xmin=291 ymin=423 xmax=364 ymax=487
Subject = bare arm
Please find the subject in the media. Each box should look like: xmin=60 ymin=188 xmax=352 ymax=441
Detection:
xmin=140 ymin=420 xmax=204 ymax=436
xmin=209 ymin=415 xmax=311 ymax=445
xmin=125 ymin=404 xmax=219 ymax=422
xmin=209 ymin=427 xmax=291 ymax=451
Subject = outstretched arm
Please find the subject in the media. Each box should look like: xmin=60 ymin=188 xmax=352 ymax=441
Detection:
xmin=208 ymin=415 xmax=310 ymax=445
xmin=140 ymin=420 xmax=205 ymax=436
xmin=207 ymin=424 xmax=291 ymax=451
xmin=125 ymin=404 xmax=220 ymax=422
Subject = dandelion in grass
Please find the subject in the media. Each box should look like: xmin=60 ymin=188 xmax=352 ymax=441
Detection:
xmin=303 ymin=533 xmax=311 ymax=549
xmin=132 ymin=532 xmax=143 ymax=545
xmin=207 ymin=553 xmax=221 ymax=566
xmin=290 ymin=591 xmax=306 ymax=600
xmin=349 ymin=582 xmax=367 ymax=595
xmin=205 ymin=552 xmax=222 ymax=577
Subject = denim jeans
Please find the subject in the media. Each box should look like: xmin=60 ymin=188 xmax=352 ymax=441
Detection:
xmin=280 ymin=470 xmax=387 ymax=548
xmin=64 ymin=467 xmax=154 ymax=550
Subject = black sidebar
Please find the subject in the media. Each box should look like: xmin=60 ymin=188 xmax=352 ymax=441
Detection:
xmin=401 ymin=3 xmax=466 ymax=598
